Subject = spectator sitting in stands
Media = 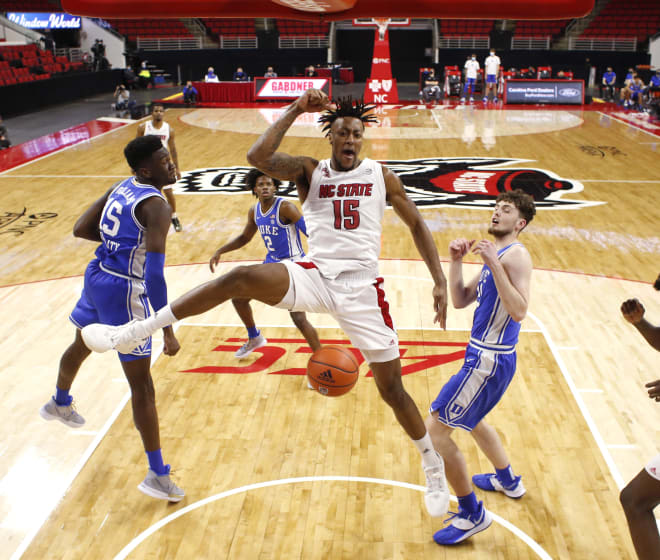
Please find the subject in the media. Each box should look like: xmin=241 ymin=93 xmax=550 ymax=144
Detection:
xmin=624 ymin=68 xmax=635 ymax=87
xmin=205 ymin=67 xmax=219 ymax=83
xmin=646 ymin=70 xmax=660 ymax=94
xmin=601 ymin=67 xmax=616 ymax=101
xmin=183 ymin=81 xmax=198 ymax=105
xmin=264 ymin=66 xmax=278 ymax=78
xmin=112 ymin=84 xmax=130 ymax=111
xmin=419 ymin=68 xmax=441 ymax=104
xmin=305 ymin=65 xmax=317 ymax=77
xmin=621 ymin=73 xmax=645 ymax=109
xmin=233 ymin=67 xmax=249 ymax=81
xmin=0 ymin=116 xmax=11 ymax=150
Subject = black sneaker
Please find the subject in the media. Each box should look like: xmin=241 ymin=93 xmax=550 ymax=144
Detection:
xmin=172 ymin=216 xmax=182 ymax=232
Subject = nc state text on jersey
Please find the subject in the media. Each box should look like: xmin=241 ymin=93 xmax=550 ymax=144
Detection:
xmin=318 ymin=183 xmax=373 ymax=198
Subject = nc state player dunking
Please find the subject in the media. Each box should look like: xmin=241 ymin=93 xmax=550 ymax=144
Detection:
xmin=81 ymin=90 xmax=451 ymax=517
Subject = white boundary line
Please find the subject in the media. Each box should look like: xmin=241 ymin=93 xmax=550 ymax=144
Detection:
xmin=527 ymin=310 xmax=624 ymax=489
xmin=0 ymin=121 xmax=134 ymax=176
xmin=597 ymin=111 xmax=660 ymax=139
xmin=112 ymin=476 xmax=553 ymax=560
xmin=9 ymin=325 xmax=179 ymax=560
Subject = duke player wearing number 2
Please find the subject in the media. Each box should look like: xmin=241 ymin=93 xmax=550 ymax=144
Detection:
xmin=39 ymin=136 xmax=184 ymax=502
xmin=81 ymin=90 xmax=452 ymax=517
xmin=426 ymin=189 xmax=536 ymax=545
xmin=209 ymin=168 xmax=321 ymax=359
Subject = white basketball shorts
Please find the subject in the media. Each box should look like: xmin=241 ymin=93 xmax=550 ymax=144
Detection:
xmin=275 ymin=260 xmax=399 ymax=363
xmin=645 ymin=453 xmax=660 ymax=481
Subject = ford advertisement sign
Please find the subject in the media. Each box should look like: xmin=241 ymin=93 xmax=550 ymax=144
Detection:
xmin=505 ymin=80 xmax=584 ymax=105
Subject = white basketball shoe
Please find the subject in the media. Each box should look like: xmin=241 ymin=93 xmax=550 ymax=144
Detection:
xmin=81 ymin=320 xmax=150 ymax=354
xmin=423 ymin=452 xmax=451 ymax=517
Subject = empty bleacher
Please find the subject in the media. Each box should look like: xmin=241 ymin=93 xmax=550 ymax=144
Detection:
xmin=581 ymin=0 xmax=660 ymax=42
xmin=439 ymin=20 xmax=494 ymax=36
xmin=105 ymin=19 xmax=192 ymax=42
xmin=202 ymin=18 xmax=256 ymax=39
xmin=276 ymin=19 xmax=329 ymax=37
xmin=0 ymin=43 xmax=83 ymax=87
xmin=514 ymin=20 xmax=572 ymax=38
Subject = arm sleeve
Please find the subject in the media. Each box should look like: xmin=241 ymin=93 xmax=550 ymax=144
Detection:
xmin=295 ymin=216 xmax=307 ymax=237
xmin=145 ymin=251 xmax=168 ymax=312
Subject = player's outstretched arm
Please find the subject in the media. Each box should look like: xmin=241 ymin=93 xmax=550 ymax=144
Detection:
xmin=73 ymin=186 xmax=115 ymax=241
xmin=136 ymin=122 xmax=145 ymax=138
xmin=621 ymin=298 xmax=660 ymax=352
xmin=383 ymin=165 xmax=447 ymax=327
xmin=209 ymin=207 xmax=258 ymax=272
xmin=168 ymin=129 xmax=181 ymax=180
xmin=141 ymin=196 xmax=180 ymax=356
xmin=247 ymin=89 xmax=329 ymax=187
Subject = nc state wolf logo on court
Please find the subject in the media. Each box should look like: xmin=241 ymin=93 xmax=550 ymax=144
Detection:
xmin=174 ymin=158 xmax=601 ymax=210
xmin=382 ymin=157 xmax=603 ymax=209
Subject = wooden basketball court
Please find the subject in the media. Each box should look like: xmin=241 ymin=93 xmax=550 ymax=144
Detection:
xmin=1 ymin=104 xmax=659 ymax=559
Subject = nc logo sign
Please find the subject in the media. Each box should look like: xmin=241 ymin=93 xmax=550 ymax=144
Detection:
xmin=365 ymin=78 xmax=398 ymax=104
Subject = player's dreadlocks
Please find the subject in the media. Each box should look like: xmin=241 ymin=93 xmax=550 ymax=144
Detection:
xmin=318 ymin=96 xmax=378 ymax=135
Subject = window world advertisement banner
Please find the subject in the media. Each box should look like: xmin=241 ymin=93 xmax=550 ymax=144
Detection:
xmin=7 ymin=13 xmax=82 ymax=29
xmin=504 ymin=79 xmax=584 ymax=105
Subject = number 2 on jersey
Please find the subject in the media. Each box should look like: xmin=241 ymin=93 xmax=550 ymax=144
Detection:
xmin=333 ymin=199 xmax=360 ymax=230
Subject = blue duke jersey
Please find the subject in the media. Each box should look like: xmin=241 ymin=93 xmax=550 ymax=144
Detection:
xmin=69 ymin=177 xmax=166 ymax=361
xmin=469 ymin=242 xmax=523 ymax=352
xmin=429 ymin=242 xmax=525 ymax=430
xmin=96 ymin=177 xmax=166 ymax=278
xmin=254 ymin=196 xmax=304 ymax=263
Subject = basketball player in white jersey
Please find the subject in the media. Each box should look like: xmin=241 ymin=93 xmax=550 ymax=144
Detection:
xmin=137 ymin=103 xmax=183 ymax=232
xmin=426 ymin=190 xmax=536 ymax=545
xmin=620 ymin=279 xmax=660 ymax=560
xmin=483 ymin=49 xmax=501 ymax=102
xmin=81 ymin=89 xmax=452 ymax=518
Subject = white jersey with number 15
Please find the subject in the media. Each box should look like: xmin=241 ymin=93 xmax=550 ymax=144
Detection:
xmin=304 ymin=158 xmax=386 ymax=280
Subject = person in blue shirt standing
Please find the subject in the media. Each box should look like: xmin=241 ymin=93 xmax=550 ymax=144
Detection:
xmin=426 ymin=189 xmax=536 ymax=545
xmin=39 ymin=135 xmax=184 ymax=502
xmin=209 ymin=168 xmax=321 ymax=359
xmin=602 ymin=67 xmax=617 ymax=101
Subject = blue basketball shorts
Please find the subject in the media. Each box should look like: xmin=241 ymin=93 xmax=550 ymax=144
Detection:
xmin=70 ymin=259 xmax=152 ymax=362
xmin=430 ymin=344 xmax=516 ymax=431
xmin=486 ymin=74 xmax=497 ymax=84
xmin=464 ymin=78 xmax=476 ymax=92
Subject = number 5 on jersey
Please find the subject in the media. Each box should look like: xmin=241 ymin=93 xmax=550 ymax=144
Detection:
xmin=333 ymin=199 xmax=360 ymax=230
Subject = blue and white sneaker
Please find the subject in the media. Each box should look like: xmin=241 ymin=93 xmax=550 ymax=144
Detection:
xmin=472 ymin=473 xmax=526 ymax=498
xmin=433 ymin=501 xmax=492 ymax=545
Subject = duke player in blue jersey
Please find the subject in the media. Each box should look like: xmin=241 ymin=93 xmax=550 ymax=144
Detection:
xmin=209 ymin=168 xmax=321 ymax=358
xmin=426 ymin=189 xmax=536 ymax=545
xmin=39 ymin=136 xmax=184 ymax=502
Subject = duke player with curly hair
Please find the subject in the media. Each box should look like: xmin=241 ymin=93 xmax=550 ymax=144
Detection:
xmin=81 ymin=90 xmax=453 ymax=518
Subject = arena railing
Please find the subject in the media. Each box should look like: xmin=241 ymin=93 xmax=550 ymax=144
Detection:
xmin=278 ymin=36 xmax=329 ymax=49
xmin=136 ymin=37 xmax=203 ymax=50
xmin=511 ymin=36 xmax=551 ymax=50
xmin=568 ymin=36 xmax=637 ymax=51
xmin=437 ymin=36 xmax=490 ymax=49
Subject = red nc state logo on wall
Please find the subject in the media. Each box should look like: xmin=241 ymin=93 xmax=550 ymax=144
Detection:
xmin=364 ymin=24 xmax=398 ymax=104
xmin=181 ymin=338 xmax=467 ymax=377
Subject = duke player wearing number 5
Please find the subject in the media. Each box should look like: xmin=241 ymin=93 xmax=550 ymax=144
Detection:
xmin=81 ymin=90 xmax=452 ymax=517
xmin=209 ymin=168 xmax=321 ymax=360
xmin=427 ymin=189 xmax=536 ymax=545
xmin=39 ymin=136 xmax=184 ymax=502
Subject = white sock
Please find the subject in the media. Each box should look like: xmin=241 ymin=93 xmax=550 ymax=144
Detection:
xmin=413 ymin=432 xmax=440 ymax=468
xmin=140 ymin=304 xmax=178 ymax=336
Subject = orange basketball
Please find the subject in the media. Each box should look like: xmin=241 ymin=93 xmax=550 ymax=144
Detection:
xmin=307 ymin=345 xmax=359 ymax=397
